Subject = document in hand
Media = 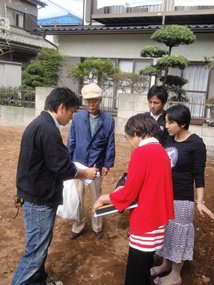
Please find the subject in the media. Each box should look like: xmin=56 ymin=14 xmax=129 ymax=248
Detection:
xmin=73 ymin=162 xmax=100 ymax=185
xmin=94 ymin=201 xmax=138 ymax=217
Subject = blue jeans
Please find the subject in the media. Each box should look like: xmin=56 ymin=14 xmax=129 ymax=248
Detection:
xmin=11 ymin=202 xmax=57 ymax=285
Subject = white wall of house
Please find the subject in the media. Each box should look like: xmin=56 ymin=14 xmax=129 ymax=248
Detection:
xmin=0 ymin=61 xmax=22 ymax=87
xmin=58 ymin=33 xmax=214 ymax=61
xmin=57 ymin=31 xmax=214 ymax=116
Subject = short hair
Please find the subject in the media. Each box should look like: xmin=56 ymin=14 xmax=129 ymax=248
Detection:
xmin=147 ymin=85 xmax=168 ymax=104
xmin=124 ymin=113 xmax=159 ymax=139
xmin=166 ymin=104 xmax=191 ymax=130
xmin=44 ymin=87 xmax=80 ymax=112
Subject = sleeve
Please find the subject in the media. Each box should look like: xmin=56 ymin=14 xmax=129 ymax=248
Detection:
xmin=37 ymin=126 xmax=77 ymax=180
xmin=193 ymin=136 xmax=206 ymax=188
xmin=110 ymin=148 xmax=145 ymax=211
xmin=104 ymin=117 xmax=115 ymax=168
xmin=67 ymin=119 xmax=76 ymax=161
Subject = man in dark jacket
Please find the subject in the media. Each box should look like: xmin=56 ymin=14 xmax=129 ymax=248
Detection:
xmin=11 ymin=88 xmax=97 ymax=285
xmin=67 ymin=83 xmax=115 ymax=240
xmin=145 ymin=85 xmax=169 ymax=146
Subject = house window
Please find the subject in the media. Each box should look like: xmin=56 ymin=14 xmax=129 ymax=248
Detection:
xmin=118 ymin=59 xmax=151 ymax=74
xmin=15 ymin=11 xmax=24 ymax=28
xmin=167 ymin=64 xmax=209 ymax=117
xmin=119 ymin=60 xmax=133 ymax=72
xmin=118 ymin=59 xmax=151 ymax=94
xmin=7 ymin=8 xmax=25 ymax=28
xmin=184 ymin=63 xmax=209 ymax=117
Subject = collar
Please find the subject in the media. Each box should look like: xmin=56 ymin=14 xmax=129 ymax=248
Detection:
xmin=47 ymin=111 xmax=61 ymax=130
xmin=89 ymin=113 xmax=100 ymax=119
xmin=150 ymin=112 xmax=161 ymax=121
xmin=139 ymin=137 xmax=159 ymax=147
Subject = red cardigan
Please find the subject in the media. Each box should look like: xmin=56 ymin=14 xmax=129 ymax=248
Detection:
xmin=110 ymin=142 xmax=174 ymax=235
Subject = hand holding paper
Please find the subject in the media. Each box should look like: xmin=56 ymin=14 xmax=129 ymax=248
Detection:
xmin=74 ymin=162 xmax=100 ymax=184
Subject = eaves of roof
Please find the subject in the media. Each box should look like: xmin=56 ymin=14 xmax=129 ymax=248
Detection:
xmin=34 ymin=24 xmax=214 ymax=36
xmin=22 ymin=0 xmax=46 ymax=8
xmin=0 ymin=32 xmax=53 ymax=49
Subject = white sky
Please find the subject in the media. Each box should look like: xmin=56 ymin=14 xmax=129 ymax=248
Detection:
xmin=38 ymin=0 xmax=84 ymax=19
xmin=38 ymin=0 xmax=214 ymax=19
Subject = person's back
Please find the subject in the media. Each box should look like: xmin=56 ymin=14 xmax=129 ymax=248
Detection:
xmin=93 ymin=113 xmax=174 ymax=285
xmin=121 ymin=138 xmax=173 ymax=234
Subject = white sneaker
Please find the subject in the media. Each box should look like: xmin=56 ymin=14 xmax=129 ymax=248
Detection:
xmin=46 ymin=281 xmax=63 ymax=285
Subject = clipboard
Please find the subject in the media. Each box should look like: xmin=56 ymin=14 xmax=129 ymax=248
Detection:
xmin=94 ymin=201 xmax=138 ymax=217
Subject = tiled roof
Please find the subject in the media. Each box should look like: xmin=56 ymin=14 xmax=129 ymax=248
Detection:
xmin=0 ymin=29 xmax=54 ymax=49
xmin=34 ymin=24 xmax=214 ymax=35
xmin=38 ymin=13 xmax=82 ymax=26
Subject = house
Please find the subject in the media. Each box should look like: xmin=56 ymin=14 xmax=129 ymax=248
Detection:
xmin=38 ymin=13 xmax=82 ymax=26
xmin=35 ymin=0 xmax=214 ymax=118
xmin=0 ymin=0 xmax=53 ymax=66
xmin=37 ymin=12 xmax=82 ymax=49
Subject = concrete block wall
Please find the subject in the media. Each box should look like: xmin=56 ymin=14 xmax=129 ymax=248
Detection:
xmin=115 ymin=93 xmax=214 ymax=160
xmin=190 ymin=125 xmax=214 ymax=160
xmin=0 ymin=105 xmax=35 ymax=127
xmin=116 ymin=93 xmax=148 ymax=134
xmin=35 ymin=87 xmax=54 ymax=116
xmin=0 ymin=91 xmax=213 ymax=159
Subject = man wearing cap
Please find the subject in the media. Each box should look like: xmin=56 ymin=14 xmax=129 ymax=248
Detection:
xmin=67 ymin=82 xmax=115 ymax=239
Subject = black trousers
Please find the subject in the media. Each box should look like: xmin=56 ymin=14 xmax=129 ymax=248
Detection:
xmin=125 ymin=246 xmax=154 ymax=285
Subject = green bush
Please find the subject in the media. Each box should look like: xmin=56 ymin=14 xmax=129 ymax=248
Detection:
xmin=0 ymin=86 xmax=35 ymax=107
xmin=140 ymin=25 xmax=196 ymax=101
xmin=22 ymin=48 xmax=63 ymax=87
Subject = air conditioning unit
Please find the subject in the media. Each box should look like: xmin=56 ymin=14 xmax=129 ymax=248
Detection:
xmin=0 ymin=17 xmax=10 ymax=32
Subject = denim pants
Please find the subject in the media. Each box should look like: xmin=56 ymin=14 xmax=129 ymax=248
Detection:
xmin=11 ymin=202 xmax=57 ymax=285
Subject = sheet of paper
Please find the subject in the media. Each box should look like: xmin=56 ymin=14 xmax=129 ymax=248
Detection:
xmin=73 ymin=162 xmax=100 ymax=185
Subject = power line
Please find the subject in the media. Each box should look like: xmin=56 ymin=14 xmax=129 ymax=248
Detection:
xmin=43 ymin=0 xmax=83 ymax=18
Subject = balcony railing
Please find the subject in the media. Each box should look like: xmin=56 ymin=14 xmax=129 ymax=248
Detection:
xmin=94 ymin=1 xmax=214 ymax=15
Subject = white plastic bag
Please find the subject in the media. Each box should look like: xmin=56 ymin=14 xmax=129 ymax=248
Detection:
xmin=57 ymin=179 xmax=81 ymax=221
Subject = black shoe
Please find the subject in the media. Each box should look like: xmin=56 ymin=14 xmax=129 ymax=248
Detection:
xmin=69 ymin=229 xmax=84 ymax=240
xmin=93 ymin=230 xmax=103 ymax=239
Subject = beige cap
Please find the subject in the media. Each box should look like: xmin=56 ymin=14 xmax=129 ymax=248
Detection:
xmin=81 ymin=83 xmax=103 ymax=99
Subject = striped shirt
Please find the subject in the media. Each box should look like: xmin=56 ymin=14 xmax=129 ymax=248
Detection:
xmin=129 ymin=225 xmax=166 ymax=252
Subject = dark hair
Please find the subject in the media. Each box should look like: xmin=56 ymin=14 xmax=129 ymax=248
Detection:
xmin=166 ymin=104 xmax=191 ymax=130
xmin=124 ymin=113 xmax=159 ymax=139
xmin=44 ymin=87 xmax=80 ymax=112
xmin=147 ymin=85 xmax=168 ymax=104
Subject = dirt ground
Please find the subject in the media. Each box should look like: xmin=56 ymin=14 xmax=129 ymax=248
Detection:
xmin=0 ymin=126 xmax=213 ymax=285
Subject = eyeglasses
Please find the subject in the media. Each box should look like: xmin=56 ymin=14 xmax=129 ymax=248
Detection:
xmin=85 ymin=99 xmax=101 ymax=105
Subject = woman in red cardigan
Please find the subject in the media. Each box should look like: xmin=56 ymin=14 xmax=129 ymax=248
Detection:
xmin=93 ymin=113 xmax=174 ymax=285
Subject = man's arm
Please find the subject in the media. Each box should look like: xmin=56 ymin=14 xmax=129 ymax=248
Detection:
xmin=104 ymin=117 xmax=115 ymax=169
xmin=67 ymin=120 xmax=76 ymax=160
